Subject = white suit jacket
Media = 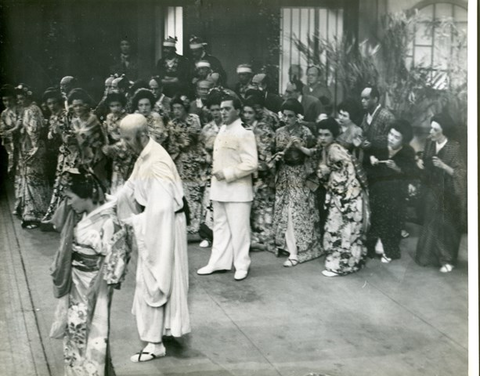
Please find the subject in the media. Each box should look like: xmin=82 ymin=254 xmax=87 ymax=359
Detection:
xmin=210 ymin=118 xmax=258 ymax=202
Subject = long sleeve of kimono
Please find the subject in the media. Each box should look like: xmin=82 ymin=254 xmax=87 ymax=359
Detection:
xmin=102 ymin=217 xmax=131 ymax=286
xmin=327 ymin=144 xmax=361 ymax=203
xmin=25 ymin=107 xmax=44 ymax=159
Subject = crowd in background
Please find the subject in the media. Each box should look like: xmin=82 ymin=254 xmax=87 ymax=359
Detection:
xmin=0 ymin=35 xmax=466 ymax=277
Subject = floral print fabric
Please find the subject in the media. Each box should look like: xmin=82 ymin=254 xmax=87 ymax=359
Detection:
xmin=320 ymin=142 xmax=367 ymax=275
xmin=14 ymin=103 xmax=51 ymax=222
xmin=102 ymin=112 xmax=135 ymax=194
xmin=53 ymin=202 xmax=130 ymax=376
xmin=245 ymin=119 xmax=277 ymax=252
xmin=166 ymin=114 xmax=208 ymax=234
xmin=273 ymin=124 xmax=322 ymax=262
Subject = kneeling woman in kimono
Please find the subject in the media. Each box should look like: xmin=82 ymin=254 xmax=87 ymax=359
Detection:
xmin=317 ymin=118 xmax=368 ymax=277
xmin=50 ymin=170 xmax=130 ymax=376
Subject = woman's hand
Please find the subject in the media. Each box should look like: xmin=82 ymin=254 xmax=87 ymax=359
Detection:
xmin=370 ymin=155 xmax=380 ymax=166
xmin=353 ymin=136 xmax=363 ymax=148
xmin=416 ymin=158 xmax=424 ymax=170
xmin=432 ymin=156 xmax=445 ymax=169
xmin=273 ymin=151 xmax=284 ymax=162
xmin=432 ymin=156 xmax=454 ymax=175
xmin=290 ymin=136 xmax=303 ymax=147
xmin=317 ymin=164 xmax=330 ymax=178
xmin=385 ymin=159 xmax=401 ymax=172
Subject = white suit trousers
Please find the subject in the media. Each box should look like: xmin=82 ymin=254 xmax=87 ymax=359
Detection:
xmin=207 ymin=201 xmax=252 ymax=272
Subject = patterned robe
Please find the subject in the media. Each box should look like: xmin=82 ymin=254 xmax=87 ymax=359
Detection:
xmin=50 ymin=200 xmax=130 ymax=376
xmin=102 ymin=112 xmax=134 ymax=194
xmin=273 ymin=124 xmax=322 ymax=262
xmin=70 ymin=112 xmax=108 ymax=186
xmin=199 ymin=120 xmax=221 ymax=238
xmin=165 ymin=114 xmax=208 ymax=234
xmin=320 ymin=142 xmax=367 ymax=275
xmin=14 ymin=103 xmax=51 ymax=222
xmin=0 ymin=106 xmax=21 ymax=174
xmin=245 ymin=118 xmax=276 ymax=252
xmin=43 ymin=109 xmax=75 ymax=223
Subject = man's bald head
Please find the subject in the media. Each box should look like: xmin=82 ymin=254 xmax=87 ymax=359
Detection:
xmin=120 ymin=113 xmax=148 ymax=133
xmin=119 ymin=114 xmax=150 ymax=155
xmin=60 ymin=76 xmax=77 ymax=96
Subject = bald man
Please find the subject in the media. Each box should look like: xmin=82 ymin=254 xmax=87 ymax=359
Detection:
xmin=116 ymin=114 xmax=190 ymax=362
xmin=59 ymin=76 xmax=78 ymax=110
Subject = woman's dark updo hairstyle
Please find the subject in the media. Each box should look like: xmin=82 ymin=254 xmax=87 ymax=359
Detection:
xmin=431 ymin=113 xmax=456 ymax=138
xmin=132 ymin=88 xmax=155 ymax=110
xmin=67 ymin=88 xmax=93 ymax=108
xmin=316 ymin=117 xmax=340 ymax=138
xmin=66 ymin=170 xmax=106 ymax=205
xmin=205 ymin=91 xmax=222 ymax=108
xmin=244 ymin=89 xmax=265 ymax=108
xmin=389 ymin=119 xmax=413 ymax=144
xmin=170 ymin=94 xmax=190 ymax=111
xmin=114 ymin=75 xmax=130 ymax=91
xmin=106 ymin=92 xmax=127 ymax=107
xmin=0 ymin=84 xmax=16 ymax=98
xmin=129 ymin=79 xmax=149 ymax=97
xmin=337 ymin=98 xmax=363 ymax=126
xmin=281 ymin=98 xmax=304 ymax=116
xmin=42 ymin=87 xmax=63 ymax=104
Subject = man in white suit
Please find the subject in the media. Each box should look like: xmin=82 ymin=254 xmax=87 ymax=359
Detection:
xmin=197 ymin=95 xmax=258 ymax=281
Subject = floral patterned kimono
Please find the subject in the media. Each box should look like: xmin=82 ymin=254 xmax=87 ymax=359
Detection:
xmin=44 ymin=112 xmax=107 ymax=223
xmin=137 ymin=111 xmax=168 ymax=146
xmin=0 ymin=106 xmax=21 ymax=174
xmin=71 ymin=112 xmax=108 ymax=186
xmin=273 ymin=124 xmax=322 ymax=263
xmin=245 ymin=119 xmax=276 ymax=252
xmin=199 ymin=120 xmax=221 ymax=238
xmin=43 ymin=110 xmax=75 ymax=223
xmin=166 ymin=113 xmax=208 ymax=234
xmin=102 ymin=111 xmax=134 ymax=194
xmin=319 ymin=142 xmax=367 ymax=275
xmin=50 ymin=200 xmax=130 ymax=376
xmin=14 ymin=103 xmax=51 ymax=222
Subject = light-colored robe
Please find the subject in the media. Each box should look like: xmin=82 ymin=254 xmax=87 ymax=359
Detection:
xmin=116 ymin=138 xmax=190 ymax=341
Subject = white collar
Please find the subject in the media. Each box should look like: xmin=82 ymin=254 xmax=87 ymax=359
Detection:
xmin=224 ymin=117 xmax=242 ymax=129
xmin=436 ymin=138 xmax=448 ymax=152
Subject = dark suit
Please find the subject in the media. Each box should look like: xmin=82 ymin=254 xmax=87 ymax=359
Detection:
xmin=110 ymin=54 xmax=139 ymax=80
xmin=264 ymin=92 xmax=283 ymax=114
xmin=192 ymin=53 xmax=226 ymax=84
xmin=157 ymin=54 xmax=191 ymax=97
xmin=301 ymin=94 xmax=324 ymax=122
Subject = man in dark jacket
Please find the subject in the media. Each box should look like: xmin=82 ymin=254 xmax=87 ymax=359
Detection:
xmin=189 ymin=36 xmax=227 ymax=86
xmin=156 ymin=37 xmax=190 ymax=97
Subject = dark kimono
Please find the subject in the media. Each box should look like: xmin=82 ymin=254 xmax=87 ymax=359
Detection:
xmin=366 ymin=142 xmax=417 ymax=259
xmin=415 ymin=139 xmax=466 ymax=267
xmin=156 ymin=54 xmax=191 ymax=97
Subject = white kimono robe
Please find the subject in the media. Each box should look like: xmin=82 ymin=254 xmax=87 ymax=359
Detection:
xmin=116 ymin=138 xmax=190 ymax=342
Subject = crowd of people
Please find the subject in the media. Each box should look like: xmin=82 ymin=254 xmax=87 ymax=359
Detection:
xmin=0 ymin=35 xmax=467 ymax=375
